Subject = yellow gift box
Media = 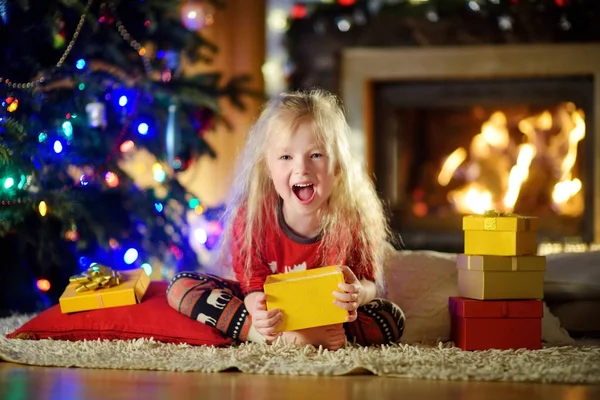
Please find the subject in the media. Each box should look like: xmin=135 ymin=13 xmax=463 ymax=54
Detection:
xmin=463 ymin=211 xmax=538 ymax=256
xmin=457 ymin=254 xmax=546 ymax=300
xmin=264 ymin=265 xmax=348 ymax=332
xmin=59 ymin=267 xmax=150 ymax=314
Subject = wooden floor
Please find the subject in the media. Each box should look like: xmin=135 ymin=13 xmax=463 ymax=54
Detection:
xmin=1 ymin=361 xmax=598 ymax=400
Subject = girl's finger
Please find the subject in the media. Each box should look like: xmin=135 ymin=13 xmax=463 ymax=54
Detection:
xmin=254 ymin=318 xmax=280 ymax=330
xmin=337 ymin=283 xmax=358 ymax=293
xmin=333 ymin=299 xmax=358 ymax=311
xmin=346 ymin=310 xmax=358 ymax=322
xmin=332 ymin=290 xmax=357 ymax=303
xmin=253 ymin=310 xmax=282 ymax=327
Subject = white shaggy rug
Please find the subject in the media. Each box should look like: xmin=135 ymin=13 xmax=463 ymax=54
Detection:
xmin=1 ymin=315 xmax=599 ymax=383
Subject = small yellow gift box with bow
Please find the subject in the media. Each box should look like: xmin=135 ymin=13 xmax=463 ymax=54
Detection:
xmin=59 ymin=265 xmax=150 ymax=314
xmin=463 ymin=210 xmax=538 ymax=256
xmin=457 ymin=254 xmax=546 ymax=300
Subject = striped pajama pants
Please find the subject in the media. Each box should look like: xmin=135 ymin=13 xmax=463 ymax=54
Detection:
xmin=167 ymin=272 xmax=405 ymax=346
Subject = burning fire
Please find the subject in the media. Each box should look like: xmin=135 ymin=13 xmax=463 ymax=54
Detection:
xmin=438 ymin=103 xmax=585 ymax=216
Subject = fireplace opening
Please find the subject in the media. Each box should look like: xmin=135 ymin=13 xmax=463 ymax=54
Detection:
xmin=372 ymin=76 xmax=595 ymax=252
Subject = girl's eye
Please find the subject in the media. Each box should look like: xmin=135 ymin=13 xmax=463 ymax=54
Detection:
xmin=311 ymin=153 xmax=323 ymax=159
xmin=279 ymin=155 xmax=291 ymax=160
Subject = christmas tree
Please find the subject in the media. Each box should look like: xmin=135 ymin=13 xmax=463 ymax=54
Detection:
xmin=0 ymin=0 xmax=251 ymax=313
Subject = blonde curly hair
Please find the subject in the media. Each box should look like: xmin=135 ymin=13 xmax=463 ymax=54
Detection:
xmin=218 ymin=88 xmax=390 ymax=292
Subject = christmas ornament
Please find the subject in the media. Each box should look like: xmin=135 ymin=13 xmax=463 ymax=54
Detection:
xmin=165 ymin=102 xmax=180 ymax=169
xmin=79 ymin=174 xmax=92 ymax=186
xmin=85 ymin=101 xmax=108 ymax=129
xmin=161 ymin=69 xmax=172 ymax=83
xmin=161 ymin=50 xmax=181 ymax=82
xmin=173 ymin=150 xmax=194 ymax=172
xmin=65 ymin=222 xmax=79 ymax=241
xmin=180 ymin=1 xmax=215 ymax=31
xmin=99 ymin=2 xmax=115 ymax=25
xmin=53 ymin=16 xmax=66 ymax=49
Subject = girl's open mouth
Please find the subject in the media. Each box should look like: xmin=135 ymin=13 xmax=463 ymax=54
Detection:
xmin=292 ymin=183 xmax=315 ymax=204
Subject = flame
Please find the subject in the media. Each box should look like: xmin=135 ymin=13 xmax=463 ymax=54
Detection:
xmin=504 ymin=143 xmax=536 ymax=212
xmin=438 ymin=103 xmax=585 ymax=216
xmin=552 ymin=106 xmax=585 ymax=209
xmin=481 ymin=111 xmax=510 ymax=149
xmin=438 ymin=148 xmax=467 ymax=187
xmin=448 ymin=184 xmax=492 ymax=215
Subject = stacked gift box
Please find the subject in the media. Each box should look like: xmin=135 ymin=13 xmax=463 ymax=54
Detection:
xmin=449 ymin=211 xmax=546 ymax=351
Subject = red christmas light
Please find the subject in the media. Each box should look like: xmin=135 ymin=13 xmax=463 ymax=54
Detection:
xmin=338 ymin=0 xmax=356 ymax=5
xmin=555 ymin=0 xmax=566 ymax=6
xmin=290 ymin=4 xmax=308 ymax=19
xmin=36 ymin=279 xmax=51 ymax=292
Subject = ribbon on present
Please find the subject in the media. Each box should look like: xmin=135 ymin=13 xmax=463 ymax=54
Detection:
xmin=69 ymin=265 xmax=122 ymax=293
xmin=483 ymin=210 xmax=516 ymax=217
xmin=482 ymin=209 xmax=520 ymax=231
xmin=466 ymin=255 xmax=520 ymax=271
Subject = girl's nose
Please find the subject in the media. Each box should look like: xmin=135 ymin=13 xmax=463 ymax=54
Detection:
xmin=293 ymin=156 xmax=309 ymax=174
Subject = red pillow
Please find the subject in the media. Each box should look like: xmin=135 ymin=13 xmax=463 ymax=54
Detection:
xmin=6 ymin=281 xmax=232 ymax=347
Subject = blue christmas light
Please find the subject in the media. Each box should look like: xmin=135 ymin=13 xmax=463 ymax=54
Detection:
xmin=38 ymin=132 xmax=47 ymax=142
xmin=154 ymin=202 xmax=164 ymax=212
xmin=141 ymin=263 xmax=153 ymax=276
xmin=79 ymin=257 xmax=89 ymax=268
xmin=76 ymin=59 xmax=86 ymax=70
xmin=123 ymin=248 xmax=139 ymax=265
xmin=118 ymin=95 xmax=128 ymax=107
xmin=53 ymin=140 xmax=63 ymax=153
xmin=137 ymin=122 xmax=149 ymax=135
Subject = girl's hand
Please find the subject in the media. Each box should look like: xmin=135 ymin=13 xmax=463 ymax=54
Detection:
xmin=332 ymin=265 xmax=365 ymax=323
xmin=244 ymin=292 xmax=282 ymax=341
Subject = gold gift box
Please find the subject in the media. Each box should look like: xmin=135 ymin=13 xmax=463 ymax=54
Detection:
xmin=457 ymin=254 xmax=546 ymax=300
xmin=463 ymin=213 xmax=538 ymax=256
xmin=264 ymin=265 xmax=348 ymax=332
xmin=59 ymin=268 xmax=150 ymax=314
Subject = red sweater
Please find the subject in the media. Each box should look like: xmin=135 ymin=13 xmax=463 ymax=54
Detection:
xmin=231 ymin=206 xmax=374 ymax=295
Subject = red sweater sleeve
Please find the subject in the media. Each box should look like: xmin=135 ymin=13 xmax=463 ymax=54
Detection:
xmin=231 ymin=212 xmax=272 ymax=295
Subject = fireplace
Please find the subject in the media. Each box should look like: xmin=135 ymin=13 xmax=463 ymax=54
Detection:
xmin=341 ymin=44 xmax=600 ymax=252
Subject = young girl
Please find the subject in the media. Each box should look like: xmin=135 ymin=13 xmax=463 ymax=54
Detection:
xmin=167 ymin=89 xmax=405 ymax=350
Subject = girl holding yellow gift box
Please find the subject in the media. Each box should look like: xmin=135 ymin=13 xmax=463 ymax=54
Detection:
xmin=167 ymin=89 xmax=405 ymax=350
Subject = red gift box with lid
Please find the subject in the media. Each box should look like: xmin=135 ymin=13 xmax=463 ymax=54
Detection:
xmin=449 ymin=297 xmax=543 ymax=351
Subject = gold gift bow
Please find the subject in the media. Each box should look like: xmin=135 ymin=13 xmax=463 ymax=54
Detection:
xmin=482 ymin=210 xmax=522 ymax=230
xmin=69 ymin=265 xmax=122 ymax=293
xmin=483 ymin=210 xmax=517 ymax=217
